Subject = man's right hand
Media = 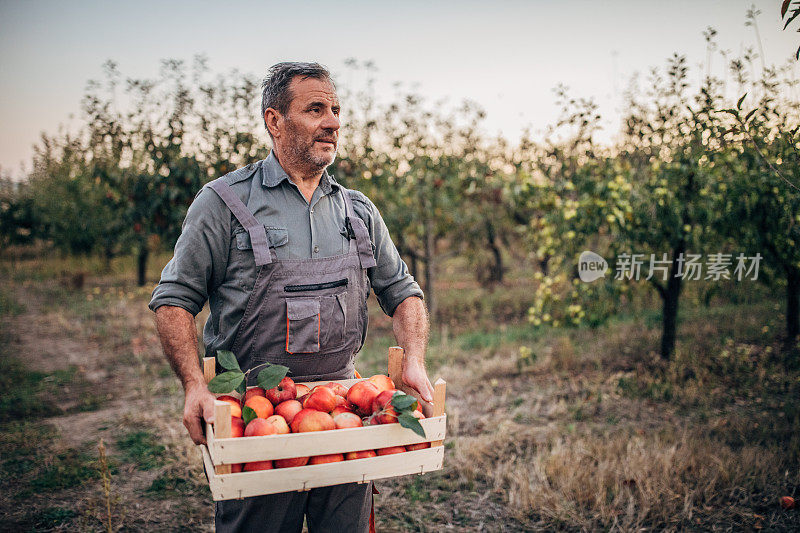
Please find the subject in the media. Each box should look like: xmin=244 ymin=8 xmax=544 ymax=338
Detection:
xmin=183 ymin=383 xmax=217 ymax=446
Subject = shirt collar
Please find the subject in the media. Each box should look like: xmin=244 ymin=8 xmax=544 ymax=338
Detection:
xmin=260 ymin=151 xmax=339 ymax=195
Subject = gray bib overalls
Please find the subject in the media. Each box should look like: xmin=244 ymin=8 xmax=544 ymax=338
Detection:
xmin=209 ymin=179 xmax=375 ymax=532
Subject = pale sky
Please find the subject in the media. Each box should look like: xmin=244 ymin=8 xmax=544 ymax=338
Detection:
xmin=0 ymin=0 xmax=797 ymax=178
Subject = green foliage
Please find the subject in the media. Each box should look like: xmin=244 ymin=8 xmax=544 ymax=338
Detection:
xmin=116 ymin=430 xmax=166 ymax=471
xmin=31 ymin=507 xmax=77 ymax=529
xmin=256 ymin=363 xmax=289 ymax=391
xmin=242 ymin=406 xmax=257 ymax=426
xmin=28 ymin=449 xmax=100 ymax=492
xmin=216 ymin=350 xmax=239 ymax=371
xmin=782 ymin=0 xmax=800 ymax=59
xmin=0 ymin=177 xmax=38 ymax=247
xmin=207 ymin=371 xmax=245 ymax=394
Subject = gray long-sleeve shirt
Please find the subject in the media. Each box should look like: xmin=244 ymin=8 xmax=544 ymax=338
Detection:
xmin=149 ymin=152 xmax=423 ymax=356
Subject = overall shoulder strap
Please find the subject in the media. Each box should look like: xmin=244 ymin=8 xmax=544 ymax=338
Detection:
xmin=208 ymin=180 xmax=272 ymax=266
xmin=339 ymin=186 xmax=378 ymax=269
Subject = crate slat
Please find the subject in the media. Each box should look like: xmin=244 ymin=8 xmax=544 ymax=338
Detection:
xmin=201 ymin=444 xmax=444 ymax=501
xmin=208 ymin=415 xmax=446 ymax=464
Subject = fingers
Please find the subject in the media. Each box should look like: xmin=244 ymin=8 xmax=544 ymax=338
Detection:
xmin=184 ymin=411 xmax=207 ymax=446
xmin=412 ymin=373 xmax=434 ymax=403
xmin=201 ymin=395 xmax=216 ymax=425
xmin=184 ymin=392 xmax=215 ymax=446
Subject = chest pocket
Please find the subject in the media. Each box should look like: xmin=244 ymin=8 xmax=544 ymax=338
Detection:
xmin=230 ymin=227 xmax=288 ymax=291
xmin=235 ymin=227 xmax=288 ymax=251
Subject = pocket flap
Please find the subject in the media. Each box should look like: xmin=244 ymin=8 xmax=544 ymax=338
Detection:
xmin=287 ymin=298 xmax=320 ymax=320
xmin=267 ymin=228 xmax=288 ymax=247
xmin=236 ymin=227 xmax=288 ymax=250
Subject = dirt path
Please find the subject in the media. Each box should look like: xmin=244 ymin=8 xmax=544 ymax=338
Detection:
xmin=1 ymin=281 xmax=214 ymax=531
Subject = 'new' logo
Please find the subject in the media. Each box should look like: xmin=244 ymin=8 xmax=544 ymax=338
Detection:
xmin=578 ymin=251 xmax=608 ymax=282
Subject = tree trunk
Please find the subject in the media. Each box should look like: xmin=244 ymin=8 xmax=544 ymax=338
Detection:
xmin=423 ymin=213 xmax=436 ymax=319
xmin=137 ymin=241 xmax=149 ymax=287
xmin=787 ymin=264 xmax=800 ymax=344
xmin=408 ymin=251 xmax=419 ymax=280
xmin=486 ymin=220 xmax=504 ymax=283
xmin=660 ymin=243 xmax=685 ymax=360
xmin=539 ymin=255 xmax=550 ymax=276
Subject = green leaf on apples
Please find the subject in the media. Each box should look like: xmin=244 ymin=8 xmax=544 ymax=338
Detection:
xmin=391 ymin=393 xmax=417 ymax=412
xmin=398 ymin=412 xmax=426 ymax=438
xmin=235 ymin=379 xmax=246 ymax=396
xmin=256 ymin=364 xmax=290 ymax=391
xmin=242 ymin=405 xmax=257 ymax=426
xmin=217 ymin=350 xmax=240 ymax=371
xmin=208 ymin=371 xmax=245 ymax=394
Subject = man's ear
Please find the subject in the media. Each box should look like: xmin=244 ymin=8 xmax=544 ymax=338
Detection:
xmin=265 ymin=108 xmax=282 ymax=139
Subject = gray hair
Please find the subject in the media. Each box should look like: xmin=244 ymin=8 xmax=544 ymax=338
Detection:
xmin=261 ymin=62 xmax=333 ymax=132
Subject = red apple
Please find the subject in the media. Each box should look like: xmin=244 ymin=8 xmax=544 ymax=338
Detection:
xmin=217 ymin=395 xmax=242 ymax=418
xmin=230 ymin=463 xmax=243 ymax=473
xmin=309 ymin=453 xmax=344 ymax=465
xmin=372 ymin=390 xmax=400 ymax=424
xmin=406 ymin=442 xmax=431 ymax=451
xmin=266 ymin=376 xmax=296 ymax=406
xmin=376 ymin=446 xmax=407 ymax=455
xmin=346 ymin=381 xmax=380 ymax=415
xmin=265 ymin=414 xmax=290 ymax=434
xmin=275 ymin=399 xmax=303 ymax=424
xmin=230 ymin=417 xmax=245 ymax=438
xmin=295 ymin=383 xmax=310 ymax=398
xmin=293 ymin=410 xmax=335 ymax=433
xmin=290 ymin=408 xmax=313 ymax=433
xmin=275 ymin=456 xmax=309 ymax=468
xmin=345 ymin=450 xmax=377 ymax=460
xmin=333 ymin=412 xmax=363 ymax=429
xmin=304 ymin=386 xmax=337 ymax=412
xmin=244 ymin=418 xmax=278 ymax=437
xmin=244 ymin=396 xmax=274 ymax=419
xmin=368 ymin=374 xmax=395 ymax=393
xmin=331 ymin=404 xmax=356 ymax=417
xmin=243 ymin=460 xmax=273 ymax=471
xmin=324 ymin=382 xmax=348 ymax=397
xmin=243 ymin=387 xmax=266 ymax=403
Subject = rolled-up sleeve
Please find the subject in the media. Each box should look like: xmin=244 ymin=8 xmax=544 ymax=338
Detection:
xmin=349 ymin=191 xmax=424 ymax=317
xmin=149 ymin=187 xmax=231 ymax=316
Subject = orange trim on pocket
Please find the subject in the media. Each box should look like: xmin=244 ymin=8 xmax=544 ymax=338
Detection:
xmin=286 ymin=314 xmax=291 ymax=354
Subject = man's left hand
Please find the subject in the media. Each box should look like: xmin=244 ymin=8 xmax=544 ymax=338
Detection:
xmin=402 ymin=355 xmax=434 ymax=415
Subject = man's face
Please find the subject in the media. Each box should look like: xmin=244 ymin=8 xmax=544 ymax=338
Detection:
xmin=275 ymin=76 xmax=340 ymax=170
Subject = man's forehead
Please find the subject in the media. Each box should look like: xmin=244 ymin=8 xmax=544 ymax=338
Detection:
xmin=289 ymin=76 xmax=339 ymax=105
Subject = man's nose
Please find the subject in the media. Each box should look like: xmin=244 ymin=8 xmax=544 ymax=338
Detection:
xmin=321 ymin=109 xmax=340 ymax=131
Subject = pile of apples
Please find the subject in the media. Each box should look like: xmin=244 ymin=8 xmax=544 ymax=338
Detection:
xmin=215 ymin=374 xmax=429 ymax=472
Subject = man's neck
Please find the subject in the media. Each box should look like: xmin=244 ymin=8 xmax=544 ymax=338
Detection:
xmin=273 ymin=150 xmax=324 ymax=203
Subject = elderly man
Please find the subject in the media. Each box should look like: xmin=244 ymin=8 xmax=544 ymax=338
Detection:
xmin=149 ymin=62 xmax=433 ymax=532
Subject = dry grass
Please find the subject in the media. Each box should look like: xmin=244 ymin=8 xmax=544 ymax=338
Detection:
xmin=1 ymin=252 xmax=798 ymax=531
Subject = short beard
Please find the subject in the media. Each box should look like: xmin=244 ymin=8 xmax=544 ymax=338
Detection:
xmin=284 ymin=117 xmax=336 ymax=171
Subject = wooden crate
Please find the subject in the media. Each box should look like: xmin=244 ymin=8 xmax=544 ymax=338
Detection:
xmin=199 ymin=347 xmax=446 ymax=501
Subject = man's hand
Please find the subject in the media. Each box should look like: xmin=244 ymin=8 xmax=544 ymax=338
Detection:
xmin=155 ymin=305 xmax=217 ymax=446
xmin=183 ymin=382 xmax=217 ymax=446
xmin=402 ymin=355 xmax=433 ymax=403
xmin=402 ymin=355 xmax=434 ymax=415
xmin=392 ymin=296 xmax=434 ymax=412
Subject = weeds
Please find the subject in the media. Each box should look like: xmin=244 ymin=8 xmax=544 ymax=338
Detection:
xmin=98 ymin=438 xmax=123 ymax=532
xmin=116 ymin=430 xmax=166 ymax=471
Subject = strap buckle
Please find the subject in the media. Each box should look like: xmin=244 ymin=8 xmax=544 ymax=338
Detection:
xmin=344 ymin=216 xmax=356 ymax=240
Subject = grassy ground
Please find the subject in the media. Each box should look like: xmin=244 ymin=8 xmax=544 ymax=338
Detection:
xmin=0 ymin=251 xmax=797 ymax=531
